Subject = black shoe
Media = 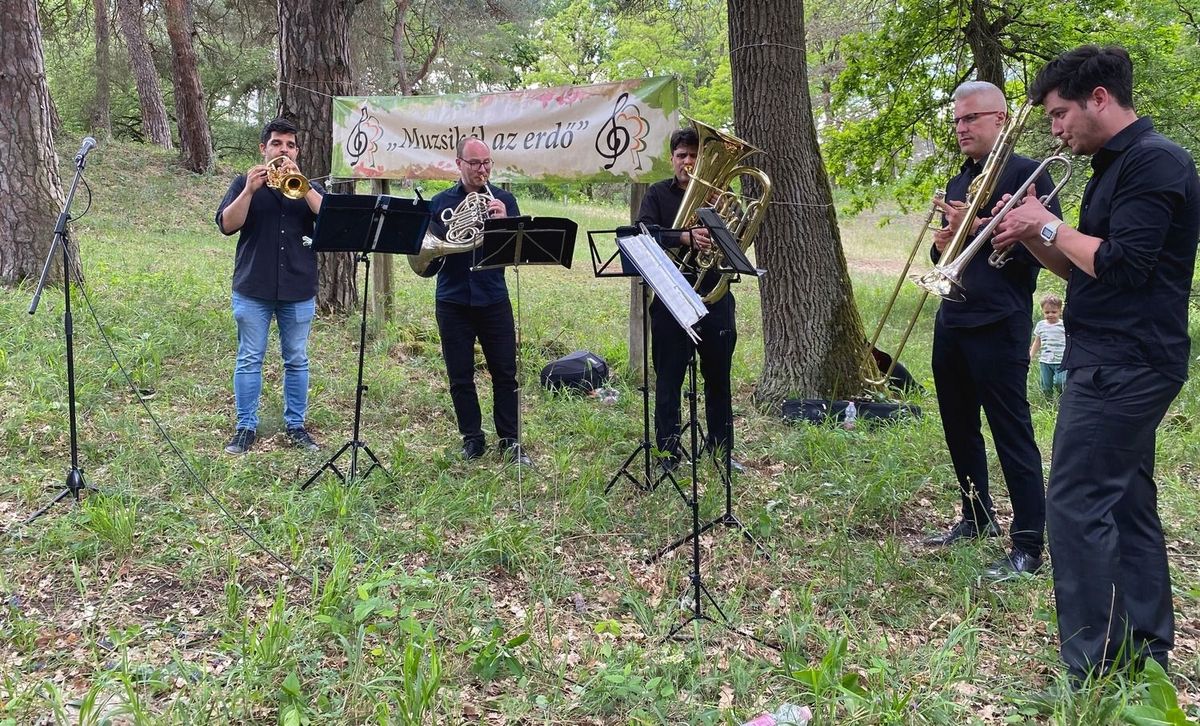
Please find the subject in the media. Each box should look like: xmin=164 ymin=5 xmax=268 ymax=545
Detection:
xmin=985 ymin=549 xmax=1043 ymax=579
xmin=286 ymin=426 xmax=320 ymax=451
xmin=921 ymin=518 xmax=1000 ymax=547
xmin=224 ymin=428 xmax=256 ymax=455
xmin=501 ymin=443 xmax=532 ymax=467
xmin=461 ymin=438 xmax=486 ymax=461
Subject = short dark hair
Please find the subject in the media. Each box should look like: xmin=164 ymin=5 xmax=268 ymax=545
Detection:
xmin=261 ymin=117 xmax=300 ymax=145
xmin=1029 ymin=45 xmax=1134 ymax=109
xmin=670 ymin=127 xmax=699 ymax=152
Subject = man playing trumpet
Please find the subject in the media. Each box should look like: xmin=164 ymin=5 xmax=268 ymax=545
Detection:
xmin=216 ymin=118 xmax=325 ymax=455
xmin=922 ymin=82 xmax=1059 ymax=580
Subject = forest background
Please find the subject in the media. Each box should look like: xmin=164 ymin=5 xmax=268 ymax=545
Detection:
xmin=4 ymin=0 xmax=1200 ymax=723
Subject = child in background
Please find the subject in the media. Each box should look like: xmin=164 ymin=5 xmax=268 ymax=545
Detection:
xmin=1030 ymin=294 xmax=1066 ymax=398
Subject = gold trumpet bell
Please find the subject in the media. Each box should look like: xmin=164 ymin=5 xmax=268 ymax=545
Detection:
xmin=266 ymin=156 xmax=311 ymax=200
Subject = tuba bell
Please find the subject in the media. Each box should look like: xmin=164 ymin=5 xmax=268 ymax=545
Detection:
xmin=407 ymin=188 xmax=495 ymax=275
xmin=670 ymin=118 xmax=772 ymax=304
xmin=266 ymin=156 xmax=311 ymax=200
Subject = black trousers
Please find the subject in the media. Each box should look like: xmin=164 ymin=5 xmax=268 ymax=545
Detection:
xmin=435 ymin=299 xmax=519 ymax=445
xmin=650 ymin=292 xmax=736 ymax=457
xmin=1048 ymin=365 xmax=1181 ymax=680
xmin=932 ymin=314 xmax=1045 ymax=554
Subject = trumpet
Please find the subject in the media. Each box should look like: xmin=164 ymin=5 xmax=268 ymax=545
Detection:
xmin=915 ymin=143 xmax=1072 ymax=300
xmin=266 ymin=156 xmax=311 ymax=200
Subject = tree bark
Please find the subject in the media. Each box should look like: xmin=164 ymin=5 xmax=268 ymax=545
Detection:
xmin=164 ymin=0 xmax=213 ymax=171
xmin=728 ymin=0 xmax=871 ymax=402
xmin=0 ymin=0 xmax=69 ymax=284
xmin=392 ymin=0 xmax=443 ymax=95
xmin=963 ymin=0 xmax=1008 ymax=87
xmin=278 ymin=0 xmax=358 ymax=313
xmin=91 ymin=0 xmax=112 ymax=139
xmin=116 ymin=0 xmax=173 ymax=148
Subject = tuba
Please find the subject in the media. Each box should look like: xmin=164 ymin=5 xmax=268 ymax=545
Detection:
xmin=670 ymin=118 xmax=772 ymax=304
xmin=265 ymin=156 xmax=311 ymax=200
xmin=407 ymin=188 xmax=495 ymax=275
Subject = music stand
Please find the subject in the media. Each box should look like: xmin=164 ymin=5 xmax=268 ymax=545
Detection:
xmin=469 ymin=215 xmax=576 ymax=485
xmin=647 ymin=209 xmax=769 ymax=562
xmin=298 ymin=193 xmax=430 ymax=490
xmin=588 ymin=227 xmax=658 ymax=496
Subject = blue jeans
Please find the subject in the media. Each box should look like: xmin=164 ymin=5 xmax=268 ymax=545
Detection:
xmin=1039 ymin=361 xmax=1066 ymax=397
xmin=231 ymin=292 xmax=315 ymax=430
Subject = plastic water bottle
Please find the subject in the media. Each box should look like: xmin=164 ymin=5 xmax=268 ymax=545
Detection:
xmin=741 ymin=703 xmax=813 ymax=726
xmin=842 ymin=400 xmax=857 ymax=430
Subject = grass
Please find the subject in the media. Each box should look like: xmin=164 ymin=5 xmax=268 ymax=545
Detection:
xmin=1 ymin=141 xmax=1199 ymax=724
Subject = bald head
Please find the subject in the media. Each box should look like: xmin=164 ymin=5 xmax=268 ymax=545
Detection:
xmin=455 ymin=136 xmax=493 ymax=192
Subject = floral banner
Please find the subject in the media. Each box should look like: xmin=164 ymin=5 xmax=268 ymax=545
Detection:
xmin=331 ymin=77 xmax=679 ymax=183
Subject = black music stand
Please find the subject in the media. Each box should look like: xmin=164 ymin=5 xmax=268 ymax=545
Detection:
xmin=470 ymin=215 xmax=577 ymax=481
xmin=647 ymin=208 xmax=769 ymax=562
xmin=588 ymin=227 xmax=657 ymax=495
xmin=298 ymin=193 xmax=430 ymax=490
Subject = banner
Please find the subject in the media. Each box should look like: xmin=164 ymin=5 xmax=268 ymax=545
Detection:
xmin=331 ymin=77 xmax=679 ymax=183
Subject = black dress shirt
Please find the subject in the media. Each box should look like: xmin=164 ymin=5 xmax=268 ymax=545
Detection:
xmin=1066 ymin=117 xmax=1200 ymax=380
xmin=637 ymin=178 xmax=722 ymax=298
xmin=422 ymin=181 xmax=520 ymax=307
xmin=933 ymin=154 xmax=1060 ymax=327
xmin=216 ymin=176 xmax=325 ymax=302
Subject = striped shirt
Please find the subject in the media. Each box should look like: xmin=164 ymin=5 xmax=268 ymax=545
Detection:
xmin=1034 ymin=320 xmax=1066 ymax=364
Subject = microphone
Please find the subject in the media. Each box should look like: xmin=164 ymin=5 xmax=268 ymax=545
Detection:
xmin=74 ymin=136 xmax=97 ymax=165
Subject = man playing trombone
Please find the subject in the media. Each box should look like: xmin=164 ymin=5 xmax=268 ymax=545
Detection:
xmin=921 ymin=82 xmax=1060 ymax=580
xmin=993 ymin=45 xmax=1200 ymax=683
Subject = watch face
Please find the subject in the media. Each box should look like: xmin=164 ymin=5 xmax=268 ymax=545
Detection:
xmin=1041 ymin=223 xmax=1055 ymax=241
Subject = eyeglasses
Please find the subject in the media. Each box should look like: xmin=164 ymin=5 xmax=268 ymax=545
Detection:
xmin=951 ymin=111 xmax=1005 ymax=126
xmin=458 ymin=158 xmax=494 ymax=169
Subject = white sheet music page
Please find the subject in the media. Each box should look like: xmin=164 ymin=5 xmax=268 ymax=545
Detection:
xmin=616 ymin=227 xmax=707 ymax=343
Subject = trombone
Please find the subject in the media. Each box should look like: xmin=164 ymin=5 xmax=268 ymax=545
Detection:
xmin=863 ymin=190 xmax=944 ymax=389
xmin=913 ymin=142 xmax=1072 ymax=300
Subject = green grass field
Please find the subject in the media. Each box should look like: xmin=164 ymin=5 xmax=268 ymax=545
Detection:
xmin=2 ymin=142 xmax=1199 ymax=724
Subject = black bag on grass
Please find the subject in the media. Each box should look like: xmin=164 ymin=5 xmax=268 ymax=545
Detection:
xmin=781 ymin=398 xmax=922 ymax=425
xmin=540 ymin=350 xmax=609 ymax=393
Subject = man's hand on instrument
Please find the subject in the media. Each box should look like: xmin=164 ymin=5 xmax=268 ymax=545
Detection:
xmin=992 ymin=186 xmax=1054 ymax=251
xmin=684 ymin=225 xmax=712 ymax=250
xmin=246 ymin=164 xmax=269 ymax=192
xmin=932 ymin=227 xmax=952 ymax=253
xmin=485 ymin=198 xmax=507 ymax=218
xmin=932 ymin=197 xmax=971 ymax=235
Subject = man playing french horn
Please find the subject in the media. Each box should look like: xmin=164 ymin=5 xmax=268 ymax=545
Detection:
xmin=420 ymin=136 xmax=530 ymax=466
xmin=921 ymin=82 xmax=1059 ymax=580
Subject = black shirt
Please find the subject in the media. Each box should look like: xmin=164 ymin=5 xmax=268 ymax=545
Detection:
xmin=1066 ymin=117 xmax=1200 ymax=380
xmin=423 ymin=181 xmax=521 ymax=306
xmin=215 ymin=176 xmax=325 ymax=302
xmin=934 ymin=153 xmax=1060 ymax=327
xmin=636 ymin=178 xmax=723 ymax=298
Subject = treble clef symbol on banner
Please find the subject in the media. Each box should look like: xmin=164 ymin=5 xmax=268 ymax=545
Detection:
xmin=347 ymin=107 xmax=370 ymax=164
xmin=595 ymin=93 xmax=633 ymax=170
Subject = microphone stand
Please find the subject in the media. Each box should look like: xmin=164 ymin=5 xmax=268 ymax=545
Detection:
xmin=26 ymin=142 xmax=97 ymax=523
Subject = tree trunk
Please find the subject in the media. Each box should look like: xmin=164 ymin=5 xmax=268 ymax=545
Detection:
xmin=164 ymin=0 xmax=213 ymax=171
xmin=116 ymin=0 xmax=173 ymax=149
xmin=963 ymin=0 xmax=1007 ymax=87
xmin=728 ymin=0 xmax=871 ymax=402
xmin=370 ymin=179 xmax=395 ymax=324
xmin=278 ymin=0 xmax=358 ymax=313
xmin=392 ymin=0 xmax=442 ymax=95
xmin=91 ymin=0 xmax=112 ymax=139
xmin=0 ymin=0 xmax=68 ymax=284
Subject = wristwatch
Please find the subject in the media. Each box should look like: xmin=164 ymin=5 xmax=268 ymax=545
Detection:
xmin=1039 ymin=220 xmax=1064 ymax=246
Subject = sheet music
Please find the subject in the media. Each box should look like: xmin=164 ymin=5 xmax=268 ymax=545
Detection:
xmin=617 ymin=227 xmax=707 ymax=343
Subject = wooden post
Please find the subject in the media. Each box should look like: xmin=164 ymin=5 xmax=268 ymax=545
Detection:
xmin=370 ymin=179 xmax=394 ymax=325
xmin=628 ymin=182 xmax=648 ymax=378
